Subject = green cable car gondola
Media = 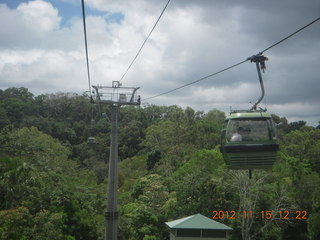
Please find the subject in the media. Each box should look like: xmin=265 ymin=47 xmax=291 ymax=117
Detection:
xmin=87 ymin=119 xmax=96 ymax=144
xmin=220 ymin=110 xmax=279 ymax=169
xmin=220 ymin=54 xmax=279 ymax=170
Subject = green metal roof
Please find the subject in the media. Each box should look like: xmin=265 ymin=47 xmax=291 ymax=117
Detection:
xmin=226 ymin=111 xmax=272 ymax=120
xmin=165 ymin=214 xmax=233 ymax=230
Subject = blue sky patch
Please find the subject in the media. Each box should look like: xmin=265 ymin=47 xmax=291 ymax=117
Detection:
xmin=0 ymin=0 xmax=124 ymax=27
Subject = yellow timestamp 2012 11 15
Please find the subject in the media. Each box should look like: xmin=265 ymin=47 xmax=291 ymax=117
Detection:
xmin=212 ymin=210 xmax=308 ymax=220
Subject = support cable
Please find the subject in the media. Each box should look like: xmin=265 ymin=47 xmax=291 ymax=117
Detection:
xmin=81 ymin=0 xmax=93 ymax=102
xmin=118 ymin=0 xmax=171 ymax=83
xmin=143 ymin=59 xmax=248 ymax=101
xmin=259 ymin=16 xmax=320 ymax=54
xmin=143 ymin=16 xmax=320 ymax=102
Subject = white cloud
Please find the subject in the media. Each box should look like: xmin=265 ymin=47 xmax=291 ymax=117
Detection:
xmin=0 ymin=0 xmax=62 ymax=49
xmin=17 ymin=0 xmax=61 ymax=31
xmin=0 ymin=0 xmax=319 ymax=126
xmin=0 ymin=50 xmax=43 ymax=70
xmin=0 ymin=49 xmax=87 ymax=93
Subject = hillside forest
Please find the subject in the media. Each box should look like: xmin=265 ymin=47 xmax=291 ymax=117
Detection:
xmin=0 ymin=87 xmax=320 ymax=240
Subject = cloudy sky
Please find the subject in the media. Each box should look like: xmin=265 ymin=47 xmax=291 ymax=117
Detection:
xmin=0 ymin=0 xmax=319 ymax=125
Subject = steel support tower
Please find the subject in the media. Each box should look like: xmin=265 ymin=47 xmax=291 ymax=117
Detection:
xmin=92 ymin=81 xmax=140 ymax=240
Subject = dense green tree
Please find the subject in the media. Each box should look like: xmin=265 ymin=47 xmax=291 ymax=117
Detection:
xmin=168 ymin=149 xmax=227 ymax=218
xmin=191 ymin=109 xmax=225 ymax=149
xmin=1 ymin=87 xmax=319 ymax=239
xmin=0 ymin=107 xmax=10 ymax=128
xmin=119 ymin=119 xmax=144 ymax=159
xmin=120 ymin=202 xmax=160 ymax=240
xmin=308 ymin=186 xmax=320 ymax=240
xmin=0 ymin=88 xmax=37 ymax=127
xmin=120 ymin=174 xmax=170 ymax=240
xmin=288 ymin=120 xmax=307 ymax=132
xmin=0 ymin=127 xmax=105 ymax=239
xmin=146 ymin=150 xmax=161 ymax=171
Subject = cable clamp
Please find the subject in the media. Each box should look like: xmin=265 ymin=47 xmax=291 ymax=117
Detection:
xmin=247 ymin=53 xmax=268 ymax=72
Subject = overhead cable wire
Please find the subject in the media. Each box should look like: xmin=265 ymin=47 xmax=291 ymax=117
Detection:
xmin=259 ymin=16 xmax=320 ymax=54
xmin=118 ymin=0 xmax=171 ymax=83
xmin=143 ymin=16 xmax=320 ymax=102
xmin=143 ymin=59 xmax=248 ymax=101
xmin=81 ymin=0 xmax=93 ymax=101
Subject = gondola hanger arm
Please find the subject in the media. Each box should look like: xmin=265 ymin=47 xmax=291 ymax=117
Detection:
xmin=247 ymin=54 xmax=268 ymax=111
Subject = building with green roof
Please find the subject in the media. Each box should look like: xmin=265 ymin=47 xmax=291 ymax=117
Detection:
xmin=165 ymin=214 xmax=233 ymax=240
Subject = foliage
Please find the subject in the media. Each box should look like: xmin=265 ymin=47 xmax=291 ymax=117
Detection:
xmin=0 ymin=125 xmax=105 ymax=239
xmin=0 ymin=87 xmax=319 ymax=239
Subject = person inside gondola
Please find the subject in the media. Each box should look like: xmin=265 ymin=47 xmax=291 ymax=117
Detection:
xmin=231 ymin=127 xmax=245 ymax=142
xmin=230 ymin=126 xmax=252 ymax=142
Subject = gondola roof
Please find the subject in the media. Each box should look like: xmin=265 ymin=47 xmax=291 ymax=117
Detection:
xmin=227 ymin=111 xmax=272 ymax=119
